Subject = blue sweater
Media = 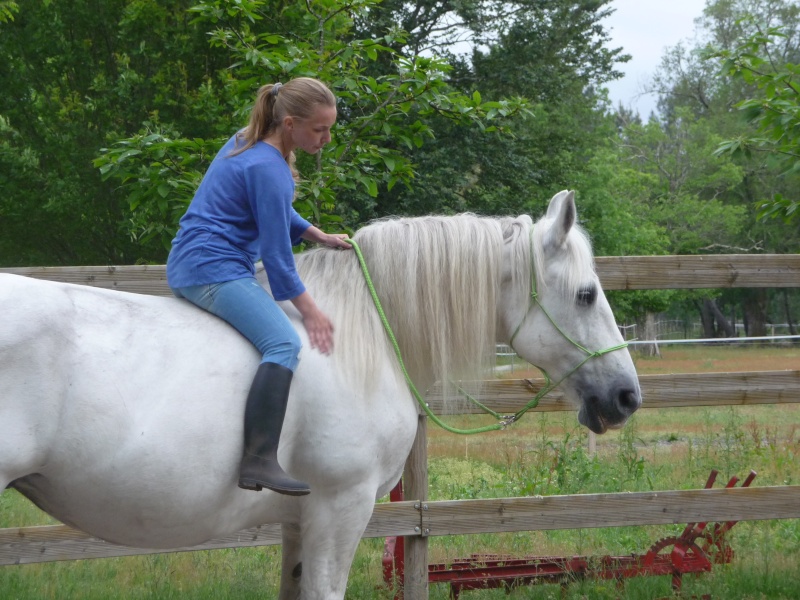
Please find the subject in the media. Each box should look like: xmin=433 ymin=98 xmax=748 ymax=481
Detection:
xmin=167 ymin=135 xmax=312 ymax=301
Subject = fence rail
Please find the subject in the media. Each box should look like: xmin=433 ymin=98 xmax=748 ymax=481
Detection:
xmin=4 ymin=486 xmax=799 ymax=567
xmin=3 ymin=253 xmax=799 ymax=294
xmin=594 ymin=254 xmax=800 ymax=289
xmin=0 ymin=264 xmax=172 ymax=296
xmin=426 ymin=370 xmax=800 ymax=414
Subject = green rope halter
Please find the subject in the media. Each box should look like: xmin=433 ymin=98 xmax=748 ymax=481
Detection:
xmin=505 ymin=226 xmax=630 ymax=421
xmin=345 ymin=224 xmax=628 ymax=435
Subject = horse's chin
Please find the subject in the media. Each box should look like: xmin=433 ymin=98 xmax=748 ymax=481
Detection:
xmin=578 ymin=405 xmax=633 ymax=434
xmin=578 ymin=406 xmax=608 ymax=434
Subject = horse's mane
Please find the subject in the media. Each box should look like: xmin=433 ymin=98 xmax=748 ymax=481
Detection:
xmin=295 ymin=212 xmax=596 ymax=402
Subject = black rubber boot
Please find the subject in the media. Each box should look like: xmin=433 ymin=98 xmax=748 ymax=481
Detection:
xmin=238 ymin=362 xmax=310 ymax=495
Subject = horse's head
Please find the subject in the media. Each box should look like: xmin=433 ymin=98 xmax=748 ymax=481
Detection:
xmin=499 ymin=190 xmax=641 ymax=433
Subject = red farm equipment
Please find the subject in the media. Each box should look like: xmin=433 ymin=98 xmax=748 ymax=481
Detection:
xmin=382 ymin=469 xmax=756 ymax=599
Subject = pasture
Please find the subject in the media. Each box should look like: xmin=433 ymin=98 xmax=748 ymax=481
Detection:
xmin=2 ymin=344 xmax=799 ymax=599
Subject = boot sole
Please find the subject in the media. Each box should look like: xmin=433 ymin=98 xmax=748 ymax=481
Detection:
xmin=238 ymin=478 xmax=310 ymax=496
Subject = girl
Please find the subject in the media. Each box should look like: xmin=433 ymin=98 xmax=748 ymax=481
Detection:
xmin=167 ymin=78 xmax=350 ymax=495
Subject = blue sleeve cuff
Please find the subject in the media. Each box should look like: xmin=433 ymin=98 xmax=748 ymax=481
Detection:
xmin=290 ymin=210 xmax=312 ymax=245
xmin=271 ymin=278 xmax=306 ymax=302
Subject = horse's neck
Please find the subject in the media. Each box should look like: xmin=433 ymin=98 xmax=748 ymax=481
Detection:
xmin=299 ymin=216 xmax=502 ymax=390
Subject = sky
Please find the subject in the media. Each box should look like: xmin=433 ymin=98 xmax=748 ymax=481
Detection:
xmin=602 ymin=0 xmax=707 ymax=117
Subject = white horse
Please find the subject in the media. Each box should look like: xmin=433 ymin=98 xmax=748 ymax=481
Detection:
xmin=0 ymin=191 xmax=640 ymax=599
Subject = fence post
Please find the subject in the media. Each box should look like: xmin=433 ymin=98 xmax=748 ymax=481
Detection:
xmin=587 ymin=430 xmax=596 ymax=455
xmin=403 ymin=412 xmax=429 ymax=599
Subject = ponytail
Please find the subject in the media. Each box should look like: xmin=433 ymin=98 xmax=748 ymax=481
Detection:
xmin=229 ymin=78 xmax=335 ymax=186
xmin=230 ymin=83 xmax=282 ymax=157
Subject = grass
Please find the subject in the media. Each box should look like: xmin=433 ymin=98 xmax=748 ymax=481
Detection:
xmin=1 ymin=345 xmax=799 ymax=598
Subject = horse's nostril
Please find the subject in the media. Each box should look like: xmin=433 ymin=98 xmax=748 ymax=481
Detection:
xmin=618 ymin=389 xmax=641 ymax=415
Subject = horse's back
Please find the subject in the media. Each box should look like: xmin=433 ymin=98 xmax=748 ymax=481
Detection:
xmin=0 ymin=274 xmax=260 ymax=541
xmin=0 ymin=273 xmax=257 ymax=387
xmin=0 ymin=271 xmax=247 ymax=436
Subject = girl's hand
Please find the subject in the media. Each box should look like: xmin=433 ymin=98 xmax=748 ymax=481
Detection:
xmin=323 ymin=233 xmax=352 ymax=249
xmin=301 ymin=225 xmax=352 ymax=250
xmin=290 ymin=291 xmax=335 ymax=354
xmin=302 ymin=307 xmax=335 ymax=354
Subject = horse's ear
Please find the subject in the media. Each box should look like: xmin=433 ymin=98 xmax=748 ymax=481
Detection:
xmin=545 ymin=190 xmax=570 ymax=219
xmin=544 ymin=190 xmax=576 ymax=248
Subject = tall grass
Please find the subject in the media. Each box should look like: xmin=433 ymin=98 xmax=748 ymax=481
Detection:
xmin=2 ymin=346 xmax=799 ymax=598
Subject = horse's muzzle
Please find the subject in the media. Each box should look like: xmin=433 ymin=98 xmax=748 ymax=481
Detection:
xmin=578 ymin=385 xmax=642 ymax=434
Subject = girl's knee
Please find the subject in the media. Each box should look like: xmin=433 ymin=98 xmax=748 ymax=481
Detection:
xmin=262 ymin=334 xmax=302 ymax=371
xmin=285 ymin=334 xmax=303 ymax=361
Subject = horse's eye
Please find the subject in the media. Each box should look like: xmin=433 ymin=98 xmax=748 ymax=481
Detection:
xmin=577 ymin=286 xmax=596 ymax=306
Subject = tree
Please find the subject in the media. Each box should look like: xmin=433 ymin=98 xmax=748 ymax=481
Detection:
xmin=0 ymin=1 xmax=17 ymax=22
xmin=618 ymin=0 xmax=799 ymax=337
xmin=344 ymin=0 xmax=632 ymax=222
xmin=641 ymin=0 xmax=800 ymax=244
xmin=712 ymin=18 xmax=800 ymax=224
xmin=95 ymin=0 xmax=528 ymax=255
xmin=0 ymin=0 xmax=633 ymax=265
xmin=0 ymin=0 xmax=230 ymax=265
xmin=614 ymin=109 xmax=747 ymax=255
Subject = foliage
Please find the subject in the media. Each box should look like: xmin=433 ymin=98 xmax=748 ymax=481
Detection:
xmin=0 ymin=0 xmax=641 ymax=268
xmin=0 ymin=1 xmax=17 ymax=22
xmin=357 ymin=0 xmax=631 ymax=222
xmin=610 ymin=1 xmax=800 ymax=324
xmin=615 ymin=110 xmax=747 ymax=254
xmin=710 ymin=18 xmax=800 ymax=224
xmin=644 ymin=1 xmax=800 ymax=254
xmin=96 ymin=124 xmax=221 ymax=250
xmin=95 ymin=0 xmax=529 ymax=253
xmin=0 ymin=0 xmax=228 ymax=264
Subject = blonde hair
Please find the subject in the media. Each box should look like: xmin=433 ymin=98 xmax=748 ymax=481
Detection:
xmin=230 ymin=78 xmax=336 ymax=180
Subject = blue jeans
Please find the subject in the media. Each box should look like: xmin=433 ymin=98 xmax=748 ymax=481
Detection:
xmin=172 ymin=277 xmax=301 ymax=371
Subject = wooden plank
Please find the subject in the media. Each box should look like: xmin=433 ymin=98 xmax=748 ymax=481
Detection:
xmin=636 ymin=370 xmax=800 ymax=408
xmin=595 ymin=254 xmax=800 ymax=289
xmin=0 ymin=265 xmax=172 ymax=296
xmin=0 ymin=501 xmax=420 ymax=566
xmin=2 ymin=254 xmax=799 ymax=294
xmin=7 ymin=486 xmax=799 ymax=566
xmin=425 ymin=371 xmax=800 ymax=415
xmin=421 ymin=486 xmax=800 ymax=536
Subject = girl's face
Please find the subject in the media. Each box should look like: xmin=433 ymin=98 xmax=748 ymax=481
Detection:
xmin=287 ymin=105 xmax=337 ymax=155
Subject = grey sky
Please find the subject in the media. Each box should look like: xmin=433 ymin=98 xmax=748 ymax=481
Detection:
xmin=603 ymin=0 xmax=706 ymax=117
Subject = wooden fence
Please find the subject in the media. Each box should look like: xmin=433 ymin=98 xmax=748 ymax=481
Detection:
xmin=1 ymin=255 xmax=800 ymax=599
